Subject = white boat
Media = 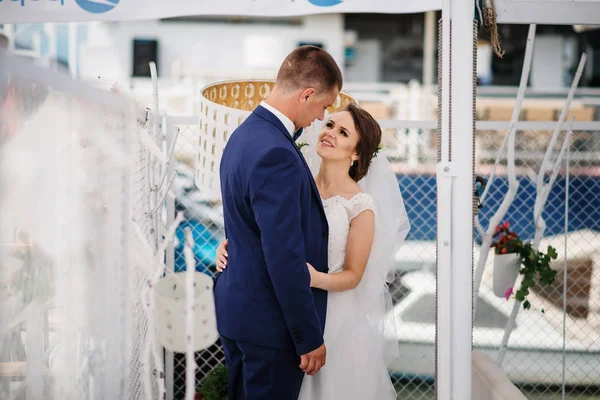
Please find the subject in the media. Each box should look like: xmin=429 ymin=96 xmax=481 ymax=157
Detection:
xmin=386 ymin=230 xmax=600 ymax=386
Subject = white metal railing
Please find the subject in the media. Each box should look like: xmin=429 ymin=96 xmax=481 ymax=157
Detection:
xmin=165 ymin=111 xmax=600 ymax=399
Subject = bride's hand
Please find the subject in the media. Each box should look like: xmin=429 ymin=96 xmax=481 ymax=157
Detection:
xmin=215 ymin=239 xmax=228 ymax=272
xmin=306 ymin=262 xmax=318 ymax=288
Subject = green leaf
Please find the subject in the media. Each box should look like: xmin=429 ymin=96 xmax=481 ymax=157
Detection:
xmin=296 ymin=142 xmax=310 ymax=150
xmin=497 ymin=235 xmax=558 ymax=314
xmin=547 ymin=246 xmax=558 ymax=259
xmin=197 ymin=365 xmax=229 ymax=400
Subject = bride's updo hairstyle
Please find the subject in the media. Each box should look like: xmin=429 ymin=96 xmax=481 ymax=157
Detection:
xmin=345 ymin=103 xmax=382 ymax=182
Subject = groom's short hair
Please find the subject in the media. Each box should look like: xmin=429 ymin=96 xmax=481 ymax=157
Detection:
xmin=276 ymin=46 xmax=343 ymax=93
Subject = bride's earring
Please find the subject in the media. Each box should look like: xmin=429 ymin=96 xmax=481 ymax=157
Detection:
xmin=351 ymin=160 xmax=355 ymax=167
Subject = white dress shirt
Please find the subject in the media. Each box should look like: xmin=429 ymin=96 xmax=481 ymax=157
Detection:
xmin=260 ymin=101 xmax=296 ymax=137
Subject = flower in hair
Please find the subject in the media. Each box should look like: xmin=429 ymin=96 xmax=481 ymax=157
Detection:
xmin=373 ymin=144 xmax=383 ymax=158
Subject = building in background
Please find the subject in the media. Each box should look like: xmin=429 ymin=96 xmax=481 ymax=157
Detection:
xmin=3 ymin=15 xmax=599 ymax=88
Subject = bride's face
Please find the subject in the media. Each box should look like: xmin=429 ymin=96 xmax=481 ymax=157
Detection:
xmin=316 ymin=111 xmax=359 ymax=164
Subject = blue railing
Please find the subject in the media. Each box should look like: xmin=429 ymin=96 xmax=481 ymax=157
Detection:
xmin=175 ymin=174 xmax=600 ymax=272
xmin=399 ymin=174 xmax=600 ymax=244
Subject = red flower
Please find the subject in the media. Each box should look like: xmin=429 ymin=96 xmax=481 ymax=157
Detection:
xmin=501 ymin=248 xmax=507 ymax=254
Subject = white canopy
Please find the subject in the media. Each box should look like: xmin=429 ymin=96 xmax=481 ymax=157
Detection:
xmin=2 ymin=0 xmax=600 ymax=24
xmin=0 ymin=0 xmax=441 ymax=24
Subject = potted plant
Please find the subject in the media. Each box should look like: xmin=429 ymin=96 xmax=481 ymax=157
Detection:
xmin=195 ymin=365 xmax=228 ymax=400
xmin=491 ymin=221 xmax=558 ymax=310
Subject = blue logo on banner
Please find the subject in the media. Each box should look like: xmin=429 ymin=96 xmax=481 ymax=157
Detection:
xmin=76 ymin=0 xmax=120 ymax=13
xmin=308 ymin=0 xmax=342 ymax=6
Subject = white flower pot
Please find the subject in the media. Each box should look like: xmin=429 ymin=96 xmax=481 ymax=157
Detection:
xmin=493 ymin=253 xmax=521 ymax=297
xmin=154 ymin=272 xmax=219 ymax=353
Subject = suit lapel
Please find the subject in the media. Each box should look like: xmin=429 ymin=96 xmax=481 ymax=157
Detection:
xmin=253 ymin=106 xmax=326 ymax=214
xmin=291 ymin=143 xmax=327 ymax=215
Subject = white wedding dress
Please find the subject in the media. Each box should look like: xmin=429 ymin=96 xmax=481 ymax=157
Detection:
xmin=298 ymin=193 xmax=396 ymax=400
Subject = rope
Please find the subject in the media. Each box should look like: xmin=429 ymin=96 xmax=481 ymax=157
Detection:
xmin=472 ymin=19 xmax=478 ymax=348
xmin=437 ymin=18 xmax=443 ymax=164
xmin=434 ymin=16 xmax=444 ymax=396
xmin=481 ymin=0 xmax=505 ymax=58
xmin=449 ymin=23 xmax=453 ymax=161
xmin=473 ymin=19 xmax=480 ymax=216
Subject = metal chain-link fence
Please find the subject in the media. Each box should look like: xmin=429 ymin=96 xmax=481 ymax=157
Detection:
xmin=473 ymin=116 xmax=600 ymax=399
xmin=165 ymin=103 xmax=600 ymax=399
xmin=130 ymin=112 xmax=170 ymax=400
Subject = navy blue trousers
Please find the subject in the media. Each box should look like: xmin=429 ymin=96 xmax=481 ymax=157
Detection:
xmin=220 ymin=335 xmax=304 ymax=400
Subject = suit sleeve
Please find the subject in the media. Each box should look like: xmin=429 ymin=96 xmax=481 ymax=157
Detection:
xmin=249 ymin=146 xmax=323 ymax=356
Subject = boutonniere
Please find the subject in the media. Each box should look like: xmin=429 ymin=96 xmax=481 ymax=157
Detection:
xmin=297 ymin=141 xmax=310 ymax=151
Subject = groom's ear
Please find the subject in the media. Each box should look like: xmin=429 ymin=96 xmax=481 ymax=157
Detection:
xmin=299 ymin=88 xmax=316 ymax=103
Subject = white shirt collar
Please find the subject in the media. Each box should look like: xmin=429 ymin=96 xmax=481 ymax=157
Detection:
xmin=260 ymin=101 xmax=295 ymax=137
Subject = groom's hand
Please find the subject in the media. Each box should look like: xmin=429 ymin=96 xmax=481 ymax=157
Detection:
xmin=299 ymin=343 xmax=326 ymax=375
xmin=216 ymin=239 xmax=228 ymax=272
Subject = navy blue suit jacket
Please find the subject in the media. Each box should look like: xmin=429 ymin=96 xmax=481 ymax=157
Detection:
xmin=214 ymin=105 xmax=329 ymax=356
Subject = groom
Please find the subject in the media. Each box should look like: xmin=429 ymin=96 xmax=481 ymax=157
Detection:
xmin=214 ymin=46 xmax=343 ymax=399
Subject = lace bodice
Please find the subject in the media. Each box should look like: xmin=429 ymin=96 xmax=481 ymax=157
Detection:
xmin=322 ymin=193 xmax=374 ymax=274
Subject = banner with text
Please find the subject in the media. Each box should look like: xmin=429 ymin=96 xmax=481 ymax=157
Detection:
xmin=1 ymin=0 xmax=441 ymax=24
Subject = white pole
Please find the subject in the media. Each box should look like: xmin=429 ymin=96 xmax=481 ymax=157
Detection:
xmin=395 ymin=85 xmax=409 ymax=157
xmin=436 ymin=0 xmax=452 ymax=398
xmin=26 ymin=301 xmax=45 ymax=399
xmin=4 ymin=24 xmax=16 ymax=51
xmin=45 ymin=23 xmax=58 ymax=64
xmin=421 ymin=9 xmax=436 ymax=148
xmin=32 ymin=31 xmax=42 ymax=59
xmin=450 ymin=0 xmax=474 ymax=399
xmin=423 ymin=11 xmax=436 ymax=90
xmin=68 ymin=23 xmax=78 ymax=79
xmin=184 ymin=229 xmax=197 ymax=400
xmin=150 ymin=61 xmax=160 ymax=249
xmin=408 ymin=80 xmax=421 ymax=167
xmin=165 ymin=117 xmax=176 ymax=400
xmin=561 ymin=128 xmax=572 ymax=400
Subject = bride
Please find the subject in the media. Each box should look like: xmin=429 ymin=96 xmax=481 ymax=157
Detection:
xmin=216 ymin=103 xmax=410 ymax=399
